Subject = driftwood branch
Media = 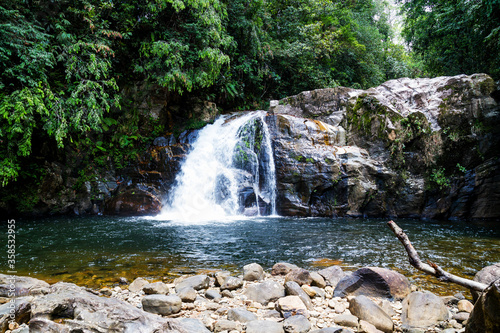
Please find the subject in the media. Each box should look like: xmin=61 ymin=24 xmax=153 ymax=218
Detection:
xmin=387 ymin=220 xmax=488 ymax=292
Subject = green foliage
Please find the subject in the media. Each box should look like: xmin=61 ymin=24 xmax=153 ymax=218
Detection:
xmin=429 ymin=167 xmax=450 ymax=190
xmin=133 ymin=0 xmax=231 ymax=94
xmin=0 ymin=1 xmax=122 ymax=186
xmin=1 ymin=0 xmax=424 ymax=190
xmin=398 ymin=0 xmax=500 ymax=79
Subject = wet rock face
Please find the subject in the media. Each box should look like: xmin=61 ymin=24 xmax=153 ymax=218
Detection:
xmin=269 ymin=73 xmax=500 ymax=220
xmin=103 ymin=188 xmax=162 ymax=216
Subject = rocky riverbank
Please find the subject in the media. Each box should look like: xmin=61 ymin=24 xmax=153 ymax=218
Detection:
xmin=2 ymin=262 xmax=498 ymax=333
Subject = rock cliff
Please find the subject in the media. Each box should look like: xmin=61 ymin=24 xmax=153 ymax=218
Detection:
xmin=269 ymin=73 xmax=500 ymax=219
xmin=5 ymin=74 xmax=498 ymax=220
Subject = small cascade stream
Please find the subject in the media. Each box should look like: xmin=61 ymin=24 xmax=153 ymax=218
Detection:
xmin=157 ymin=111 xmax=276 ymax=222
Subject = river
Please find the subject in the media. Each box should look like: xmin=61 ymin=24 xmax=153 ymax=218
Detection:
xmin=5 ymin=215 xmax=499 ymax=296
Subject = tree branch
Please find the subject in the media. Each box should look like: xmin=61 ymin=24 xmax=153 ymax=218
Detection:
xmin=387 ymin=220 xmax=488 ymax=292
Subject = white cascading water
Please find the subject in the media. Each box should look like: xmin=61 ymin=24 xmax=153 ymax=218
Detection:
xmin=157 ymin=111 xmax=276 ymax=222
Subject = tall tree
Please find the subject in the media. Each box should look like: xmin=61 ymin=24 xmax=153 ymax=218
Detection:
xmin=398 ymin=0 xmax=500 ymax=78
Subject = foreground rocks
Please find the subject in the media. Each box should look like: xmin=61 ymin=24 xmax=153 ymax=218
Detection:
xmin=1 ymin=262 xmax=492 ymax=333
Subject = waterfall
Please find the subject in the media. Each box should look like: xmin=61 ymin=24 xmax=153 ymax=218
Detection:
xmin=158 ymin=111 xmax=277 ymax=222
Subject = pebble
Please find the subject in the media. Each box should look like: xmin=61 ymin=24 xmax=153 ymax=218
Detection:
xmin=99 ymin=266 xmax=473 ymax=333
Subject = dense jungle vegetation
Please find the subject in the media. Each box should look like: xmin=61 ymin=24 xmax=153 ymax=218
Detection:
xmin=0 ymin=0 xmax=499 ymax=208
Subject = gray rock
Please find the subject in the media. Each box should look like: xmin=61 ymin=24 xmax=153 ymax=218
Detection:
xmin=311 ymin=286 xmax=326 ymax=298
xmin=441 ymin=295 xmax=460 ymax=306
xmin=285 ymin=269 xmax=313 ymax=286
xmin=270 ymin=74 xmax=500 ymax=220
xmin=310 ymin=272 xmax=327 ymax=288
xmin=0 ymin=296 xmax=32 ymax=332
xmin=11 ymin=324 xmax=29 ymax=333
xmin=457 ymin=299 xmax=474 ymax=313
xmin=214 ymin=319 xmax=242 ymax=332
xmin=310 ymin=328 xmax=352 ymax=333
xmin=472 ymin=263 xmax=500 ymax=302
xmin=128 ymin=277 xmax=149 ymax=293
xmin=178 ymin=129 xmax=200 ymax=145
xmin=334 ymin=314 xmax=359 ymax=328
xmin=244 ymin=263 xmax=265 ymax=281
xmin=349 ymin=295 xmax=394 ymax=333
xmin=244 ymin=280 xmax=285 ymax=305
xmin=221 ymin=289 xmax=234 ymax=298
xmin=285 ymin=281 xmax=313 ymax=310
xmin=0 ymin=274 xmax=49 ymax=297
xmin=20 ymin=282 xmax=194 ymax=332
xmin=317 ymin=266 xmax=346 ymax=287
xmin=277 ymin=295 xmax=309 ymax=318
xmin=220 ymin=276 xmax=243 ymax=290
xmin=441 ymin=329 xmax=458 ymax=333
xmin=401 ymin=291 xmax=449 ymax=330
xmin=465 ymin=278 xmax=500 ymax=333
xmin=143 ymin=281 xmax=169 ymax=295
xmin=272 ymin=262 xmax=300 ymax=275
xmin=377 ymin=299 xmax=396 ymax=317
xmin=175 ymin=275 xmax=210 ymax=291
xmin=283 ymin=314 xmax=311 ymax=333
xmin=246 ymin=320 xmax=285 ymax=333
xmin=453 ymin=312 xmax=470 ymax=322
xmin=205 ymin=289 xmax=221 ymax=300
xmin=177 ymin=318 xmax=211 ymax=333
xmin=334 ymin=267 xmax=410 ymax=300
xmin=264 ymin=309 xmax=282 ymax=318
xmin=142 ymin=294 xmax=182 ymax=315
xmin=227 ymin=307 xmax=258 ymax=323
xmin=153 ymin=135 xmax=176 ymax=146
xmin=215 ymin=271 xmax=231 ymax=287
xmin=359 ymin=320 xmax=384 ymax=333
xmin=177 ymin=287 xmax=197 ymax=302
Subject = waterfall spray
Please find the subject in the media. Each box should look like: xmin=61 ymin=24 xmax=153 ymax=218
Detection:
xmin=157 ymin=111 xmax=277 ymax=222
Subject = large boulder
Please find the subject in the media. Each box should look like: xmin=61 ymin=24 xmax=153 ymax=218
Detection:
xmin=471 ymin=263 xmax=500 ymax=302
xmin=14 ymin=282 xmax=199 ymax=332
xmin=334 ymin=267 xmax=410 ymax=300
xmin=0 ymin=275 xmax=49 ymax=297
xmin=401 ymin=291 xmax=450 ymax=330
xmin=268 ymin=73 xmax=500 ymax=220
xmin=466 ymin=278 xmax=500 ymax=333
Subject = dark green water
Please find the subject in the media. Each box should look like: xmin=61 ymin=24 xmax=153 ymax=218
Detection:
xmin=2 ymin=216 xmax=499 ymax=295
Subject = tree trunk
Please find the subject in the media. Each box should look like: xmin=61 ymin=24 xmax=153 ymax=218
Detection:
xmin=387 ymin=220 xmax=488 ymax=292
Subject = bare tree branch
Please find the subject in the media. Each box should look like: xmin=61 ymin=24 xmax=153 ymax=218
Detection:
xmin=387 ymin=220 xmax=488 ymax=292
